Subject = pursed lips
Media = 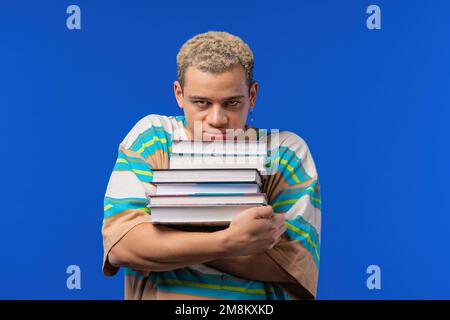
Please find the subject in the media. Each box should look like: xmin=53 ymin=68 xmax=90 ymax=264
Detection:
xmin=202 ymin=130 xmax=228 ymax=141
xmin=203 ymin=129 xmax=227 ymax=135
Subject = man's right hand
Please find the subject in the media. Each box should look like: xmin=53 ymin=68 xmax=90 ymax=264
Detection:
xmin=219 ymin=205 xmax=287 ymax=257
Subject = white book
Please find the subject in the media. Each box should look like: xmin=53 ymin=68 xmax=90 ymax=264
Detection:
xmin=152 ymin=169 xmax=263 ymax=186
xmin=172 ymin=139 xmax=268 ymax=156
xmin=154 ymin=183 xmax=260 ymax=195
xmin=150 ymin=204 xmax=264 ymax=225
xmin=149 ymin=193 xmax=267 ymax=206
xmin=169 ymin=154 xmax=267 ymax=172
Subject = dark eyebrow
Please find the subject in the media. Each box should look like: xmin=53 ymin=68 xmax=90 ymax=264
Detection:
xmin=188 ymin=96 xmax=210 ymax=100
xmin=188 ymin=95 xmax=245 ymax=101
xmin=223 ymin=95 xmax=245 ymax=100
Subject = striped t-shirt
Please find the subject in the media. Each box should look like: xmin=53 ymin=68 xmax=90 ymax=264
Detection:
xmin=102 ymin=114 xmax=321 ymax=300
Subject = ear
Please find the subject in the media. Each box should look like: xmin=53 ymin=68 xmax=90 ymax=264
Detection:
xmin=174 ymin=80 xmax=184 ymax=109
xmin=249 ymin=80 xmax=258 ymax=108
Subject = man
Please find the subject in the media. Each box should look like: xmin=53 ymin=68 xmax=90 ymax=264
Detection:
xmin=102 ymin=31 xmax=321 ymax=299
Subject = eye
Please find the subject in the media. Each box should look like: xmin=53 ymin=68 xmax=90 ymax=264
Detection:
xmin=194 ymin=100 xmax=209 ymax=107
xmin=226 ymin=100 xmax=240 ymax=107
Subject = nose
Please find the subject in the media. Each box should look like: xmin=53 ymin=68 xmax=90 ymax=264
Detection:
xmin=206 ymin=104 xmax=228 ymax=128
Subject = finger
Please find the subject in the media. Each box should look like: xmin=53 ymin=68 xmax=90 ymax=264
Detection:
xmin=253 ymin=205 xmax=273 ymax=219
xmin=278 ymin=219 xmax=286 ymax=231
xmin=272 ymin=213 xmax=285 ymax=227
xmin=272 ymin=231 xmax=285 ymax=248
xmin=277 ymin=226 xmax=286 ymax=239
xmin=273 ymin=236 xmax=283 ymax=247
xmin=277 ymin=224 xmax=287 ymax=237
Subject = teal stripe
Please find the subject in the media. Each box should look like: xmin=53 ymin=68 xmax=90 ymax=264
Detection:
xmin=129 ymin=126 xmax=173 ymax=158
xmin=272 ymin=191 xmax=320 ymax=210
xmin=129 ymin=125 xmax=172 ymax=149
xmin=161 ymin=269 xmax=269 ymax=290
xmin=128 ymin=268 xmax=291 ymax=300
xmin=285 ymin=221 xmax=320 ymax=266
xmin=113 ymin=149 xmax=154 ymax=183
xmin=105 ymin=196 xmax=148 ymax=203
xmin=172 ymin=115 xmax=187 ymax=127
xmin=272 ymin=195 xmax=321 ymax=212
xmin=155 ymin=282 xmax=265 ymax=299
xmin=117 ymin=149 xmax=154 ymax=171
xmin=111 ymin=165 xmax=154 ymax=183
xmin=125 ymin=268 xmax=146 ymax=280
xmin=125 ymin=267 xmax=292 ymax=300
xmin=151 ymin=271 xmax=267 ymax=299
xmin=103 ymin=197 xmax=149 ymax=219
xmin=147 ymin=268 xmax=289 ymax=299
xmin=275 ymin=180 xmax=320 ymax=197
xmin=113 ymin=162 xmax=131 ymax=171
xmin=271 ymin=195 xmax=321 ymax=212
xmin=267 ymin=146 xmax=312 ymax=185
xmin=103 ymin=205 xmax=149 ymax=220
xmin=286 ymin=216 xmax=320 ymax=251
xmin=154 ymin=277 xmax=270 ymax=300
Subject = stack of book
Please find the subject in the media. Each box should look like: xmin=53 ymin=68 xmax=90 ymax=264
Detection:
xmin=148 ymin=139 xmax=268 ymax=225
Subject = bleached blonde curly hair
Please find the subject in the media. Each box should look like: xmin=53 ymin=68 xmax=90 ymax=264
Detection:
xmin=176 ymin=31 xmax=254 ymax=90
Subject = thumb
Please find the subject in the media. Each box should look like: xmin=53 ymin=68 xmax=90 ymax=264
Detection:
xmin=253 ymin=205 xmax=274 ymax=219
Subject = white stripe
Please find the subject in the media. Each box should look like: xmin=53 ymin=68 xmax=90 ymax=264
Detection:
xmin=121 ymin=114 xmax=177 ymax=149
xmin=105 ymin=171 xmax=155 ymax=199
xmin=170 ymin=116 xmax=190 ymax=141
xmin=284 ymin=194 xmax=321 ymax=235
xmin=275 ymin=131 xmax=318 ymax=179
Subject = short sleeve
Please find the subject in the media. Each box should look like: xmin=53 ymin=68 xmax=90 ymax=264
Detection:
xmin=101 ymin=116 xmax=172 ymax=276
xmin=262 ymin=131 xmax=321 ymax=299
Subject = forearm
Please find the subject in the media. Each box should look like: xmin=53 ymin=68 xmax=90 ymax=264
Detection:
xmin=206 ymin=252 xmax=297 ymax=283
xmin=109 ymin=223 xmax=228 ymax=272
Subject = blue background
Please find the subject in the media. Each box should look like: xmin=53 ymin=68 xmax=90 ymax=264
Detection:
xmin=1 ymin=0 xmax=449 ymax=299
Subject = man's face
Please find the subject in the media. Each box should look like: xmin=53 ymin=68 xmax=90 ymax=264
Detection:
xmin=174 ymin=65 xmax=258 ymax=141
